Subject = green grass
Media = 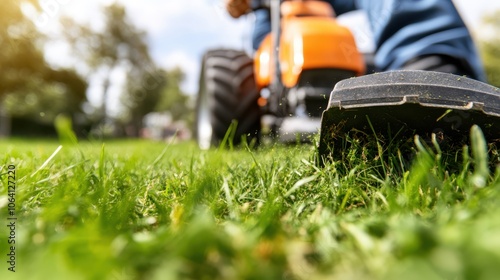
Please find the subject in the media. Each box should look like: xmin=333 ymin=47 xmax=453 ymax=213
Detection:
xmin=0 ymin=127 xmax=500 ymax=280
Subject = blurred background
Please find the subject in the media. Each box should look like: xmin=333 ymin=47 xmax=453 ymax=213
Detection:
xmin=0 ymin=0 xmax=499 ymax=140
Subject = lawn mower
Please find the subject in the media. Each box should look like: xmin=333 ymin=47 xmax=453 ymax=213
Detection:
xmin=195 ymin=0 xmax=500 ymax=159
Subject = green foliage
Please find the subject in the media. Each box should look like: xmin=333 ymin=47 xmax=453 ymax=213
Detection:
xmin=0 ymin=125 xmax=499 ymax=279
xmin=0 ymin=0 xmax=44 ymax=97
xmin=2 ymin=73 xmax=86 ymax=124
xmin=61 ymin=4 xmax=151 ymax=71
xmin=62 ymin=3 xmax=166 ymax=135
xmin=121 ymin=67 xmax=167 ymax=136
xmin=155 ymin=67 xmax=193 ymax=123
xmin=0 ymin=0 xmax=87 ymax=128
xmin=54 ymin=114 xmax=78 ymax=145
xmin=480 ymin=10 xmax=500 ymax=87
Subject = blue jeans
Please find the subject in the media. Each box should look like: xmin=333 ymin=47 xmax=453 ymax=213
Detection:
xmin=252 ymin=0 xmax=485 ymax=81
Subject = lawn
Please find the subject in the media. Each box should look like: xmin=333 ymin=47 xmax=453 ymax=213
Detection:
xmin=1 ymin=127 xmax=499 ymax=280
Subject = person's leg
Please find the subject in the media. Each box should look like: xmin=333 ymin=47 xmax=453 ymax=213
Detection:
xmin=355 ymin=0 xmax=485 ymax=81
xmin=326 ymin=0 xmax=357 ymax=15
xmin=252 ymin=8 xmax=271 ymax=51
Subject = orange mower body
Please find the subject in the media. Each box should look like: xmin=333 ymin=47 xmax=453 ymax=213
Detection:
xmin=254 ymin=1 xmax=365 ymax=89
xmin=196 ymin=0 xmax=500 ymax=163
xmin=195 ymin=0 xmax=368 ymax=148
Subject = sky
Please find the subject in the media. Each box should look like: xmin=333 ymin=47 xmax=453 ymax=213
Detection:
xmin=30 ymin=0 xmax=500 ymax=114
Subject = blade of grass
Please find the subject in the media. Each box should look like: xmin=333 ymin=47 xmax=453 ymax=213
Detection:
xmin=469 ymin=125 xmax=489 ymax=188
xmin=285 ymin=175 xmax=318 ymax=197
xmin=28 ymin=145 xmax=63 ymax=179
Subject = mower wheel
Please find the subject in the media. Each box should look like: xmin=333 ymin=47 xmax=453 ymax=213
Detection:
xmin=195 ymin=49 xmax=261 ymax=149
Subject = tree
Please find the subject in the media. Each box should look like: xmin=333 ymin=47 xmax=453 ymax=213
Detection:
xmin=479 ymin=11 xmax=500 ymax=88
xmin=62 ymin=3 xmax=161 ymax=136
xmin=0 ymin=0 xmax=87 ymax=136
xmin=2 ymin=69 xmax=87 ymax=123
xmin=121 ymin=67 xmax=167 ymax=137
xmin=155 ymin=67 xmax=194 ymax=125
xmin=0 ymin=0 xmax=44 ymax=97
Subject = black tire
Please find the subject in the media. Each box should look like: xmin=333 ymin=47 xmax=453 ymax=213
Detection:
xmin=195 ymin=49 xmax=261 ymax=149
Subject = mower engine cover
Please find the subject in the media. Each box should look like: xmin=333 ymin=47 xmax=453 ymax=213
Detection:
xmin=254 ymin=0 xmax=364 ymax=89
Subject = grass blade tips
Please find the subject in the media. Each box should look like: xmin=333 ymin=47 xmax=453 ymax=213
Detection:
xmin=469 ymin=125 xmax=489 ymax=188
xmin=30 ymin=145 xmax=63 ymax=178
xmin=285 ymin=175 xmax=318 ymax=197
